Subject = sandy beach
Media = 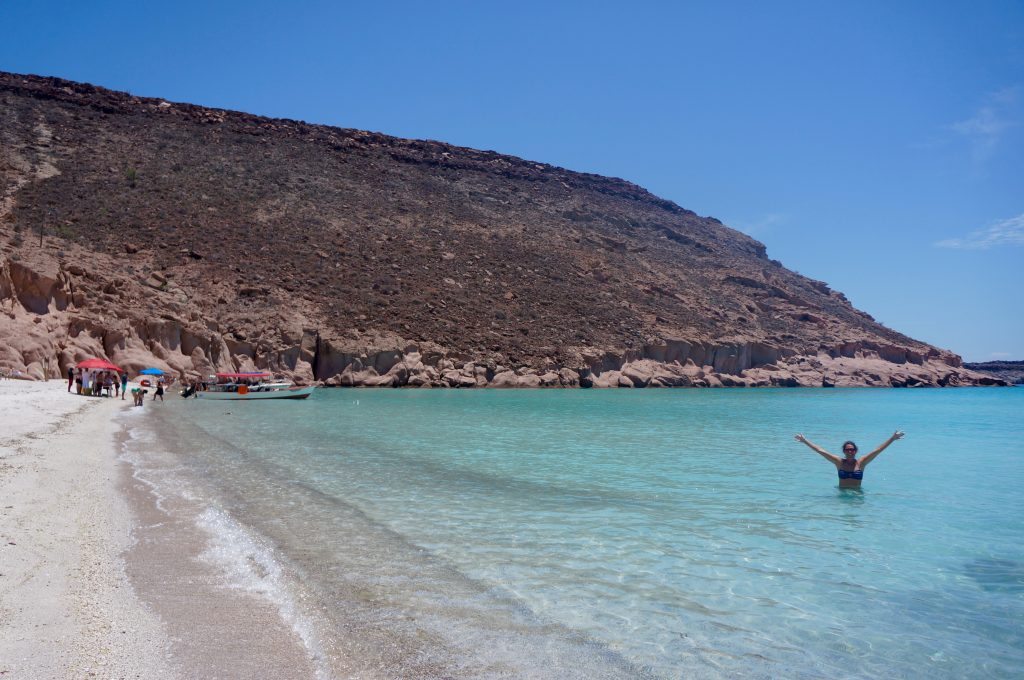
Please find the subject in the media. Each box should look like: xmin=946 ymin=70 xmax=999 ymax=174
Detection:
xmin=0 ymin=380 xmax=172 ymax=678
xmin=0 ymin=380 xmax=318 ymax=679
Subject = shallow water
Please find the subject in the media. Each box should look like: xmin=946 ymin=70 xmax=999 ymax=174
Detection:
xmin=126 ymin=388 xmax=1024 ymax=678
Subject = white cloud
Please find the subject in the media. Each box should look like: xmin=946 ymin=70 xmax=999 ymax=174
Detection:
xmin=935 ymin=213 xmax=1024 ymax=249
xmin=950 ymin=105 xmax=1013 ymax=137
xmin=989 ymin=352 xmax=1012 ymax=359
xmin=733 ymin=213 xmax=786 ymax=236
xmin=948 ymin=85 xmax=1020 ymax=165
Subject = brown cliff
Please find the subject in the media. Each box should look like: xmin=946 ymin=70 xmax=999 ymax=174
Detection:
xmin=0 ymin=71 xmax=1004 ymax=387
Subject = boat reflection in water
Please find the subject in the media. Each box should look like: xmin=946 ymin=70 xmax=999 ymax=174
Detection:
xmin=192 ymin=372 xmax=315 ymax=400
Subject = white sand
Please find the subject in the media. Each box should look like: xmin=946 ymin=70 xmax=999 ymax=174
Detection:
xmin=0 ymin=380 xmax=174 ymax=679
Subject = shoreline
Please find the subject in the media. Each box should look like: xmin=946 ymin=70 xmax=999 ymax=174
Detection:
xmin=0 ymin=380 xmax=320 ymax=679
xmin=0 ymin=380 xmax=657 ymax=679
xmin=0 ymin=380 xmax=172 ymax=678
xmin=117 ymin=399 xmax=323 ymax=679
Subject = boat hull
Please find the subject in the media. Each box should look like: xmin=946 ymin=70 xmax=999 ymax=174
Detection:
xmin=195 ymin=386 xmax=316 ymax=400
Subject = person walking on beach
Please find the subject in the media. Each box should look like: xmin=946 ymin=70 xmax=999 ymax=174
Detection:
xmin=121 ymin=372 xmax=128 ymax=400
xmin=67 ymin=366 xmax=74 ymax=392
xmin=153 ymin=379 xmax=164 ymax=402
xmin=795 ymin=431 xmax=905 ymax=488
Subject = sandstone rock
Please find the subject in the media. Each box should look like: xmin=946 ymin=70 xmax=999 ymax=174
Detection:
xmin=489 ymin=370 xmax=518 ymax=387
xmin=24 ymin=361 xmax=46 ymax=380
xmin=382 ymin=361 xmax=409 ymax=385
xmin=771 ymin=372 xmax=799 ymax=387
xmin=291 ymin=359 xmax=314 ymax=385
xmin=718 ymin=374 xmax=749 ymax=387
xmin=591 ymin=370 xmax=632 ymax=388
xmin=653 ymin=372 xmax=693 ymax=387
xmin=621 ymin=361 xmax=656 ymax=387
xmin=557 ymin=368 xmax=580 ymax=387
xmin=340 ymin=364 xmax=379 ymax=387
xmin=516 ymin=373 xmax=542 ymax=388
xmin=539 ymin=371 xmax=561 ymax=386
xmin=442 ymin=369 xmax=476 ymax=388
xmin=490 ymin=370 xmax=541 ymax=388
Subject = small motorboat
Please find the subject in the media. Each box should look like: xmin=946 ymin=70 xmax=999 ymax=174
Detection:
xmin=194 ymin=372 xmax=315 ymax=400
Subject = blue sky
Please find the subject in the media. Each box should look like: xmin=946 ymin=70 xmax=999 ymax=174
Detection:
xmin=2 ymin=1 xmax=1021 ymax=361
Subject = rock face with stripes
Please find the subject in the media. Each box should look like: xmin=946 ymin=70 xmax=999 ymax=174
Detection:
xmin=0 ymin=71 xmax=1003 ymax=386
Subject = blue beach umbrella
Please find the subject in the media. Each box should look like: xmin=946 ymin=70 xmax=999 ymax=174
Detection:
xmin=139 ymin=367 xmax=165 ymax=376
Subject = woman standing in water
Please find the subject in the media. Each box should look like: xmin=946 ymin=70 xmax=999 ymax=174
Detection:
xmin=795 ymin=431 xmax=905 ymax=488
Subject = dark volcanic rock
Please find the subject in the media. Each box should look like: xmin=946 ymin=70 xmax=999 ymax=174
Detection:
xmin=964 ymin=361 xmax=1024 ymax=385
xmin=0 ymin=71 xmax=1003 ymax=387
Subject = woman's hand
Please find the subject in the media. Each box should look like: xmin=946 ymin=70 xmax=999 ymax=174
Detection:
xmin=861 ymin=430 xmax=906 ymax=466
xmin=795 ymin=434 xmax=840 ymax=464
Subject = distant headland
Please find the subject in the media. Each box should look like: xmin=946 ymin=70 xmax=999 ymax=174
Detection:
xmin=963 ymin=361 xmax=1024 ymax=385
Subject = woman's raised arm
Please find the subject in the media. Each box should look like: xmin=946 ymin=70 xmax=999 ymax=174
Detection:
xmin=859 ymin=430 xmax=905 ymax=467
xmin=795 ymin=433 xmax=841 ymax=466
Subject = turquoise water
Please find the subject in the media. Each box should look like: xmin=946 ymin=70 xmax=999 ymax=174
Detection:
xmin=132 ymin=388 xmax=1024 ymax=678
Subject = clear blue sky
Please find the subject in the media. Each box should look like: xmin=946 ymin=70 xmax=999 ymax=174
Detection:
xmin=2 ymin=1 xmax=1021 ymax=361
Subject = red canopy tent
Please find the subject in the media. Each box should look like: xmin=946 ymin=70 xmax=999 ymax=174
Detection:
xmin=76 ymin=358 xmax=123 ymax=372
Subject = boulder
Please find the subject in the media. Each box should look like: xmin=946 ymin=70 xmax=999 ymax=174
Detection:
xmin=442 ymin=369 xmax=476 ymax=388
xmin=538 ymin=371 xmax=561 ymax=386
xmin=490 ymin=370 xmax=541 ymax=387
xmin=557 ymin=368 xmax=580 ymax=387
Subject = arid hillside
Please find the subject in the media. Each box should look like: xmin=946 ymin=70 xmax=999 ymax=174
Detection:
xmin=0 ymin=72 xmax=1003 ymax=387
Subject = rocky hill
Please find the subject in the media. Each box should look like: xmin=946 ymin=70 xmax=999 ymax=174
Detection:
xmin=0 ymin=71 xmax=1004 ymax=387
xmin=963 ymin=361 xmax=1024 ymax=385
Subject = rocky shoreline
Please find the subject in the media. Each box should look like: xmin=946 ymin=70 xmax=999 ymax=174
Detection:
xmin=0 ymin=253 xmax=1004 ymax=388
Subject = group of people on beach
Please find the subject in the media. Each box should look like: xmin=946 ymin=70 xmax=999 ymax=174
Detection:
xmin=66 ymin=367 xmax=167 ymax=406
xmin=68 ymin=367 xmax=128 ymax=398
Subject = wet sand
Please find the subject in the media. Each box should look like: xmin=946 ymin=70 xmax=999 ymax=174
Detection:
xmin=0 ymin=380 xmax=319 ymax=679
